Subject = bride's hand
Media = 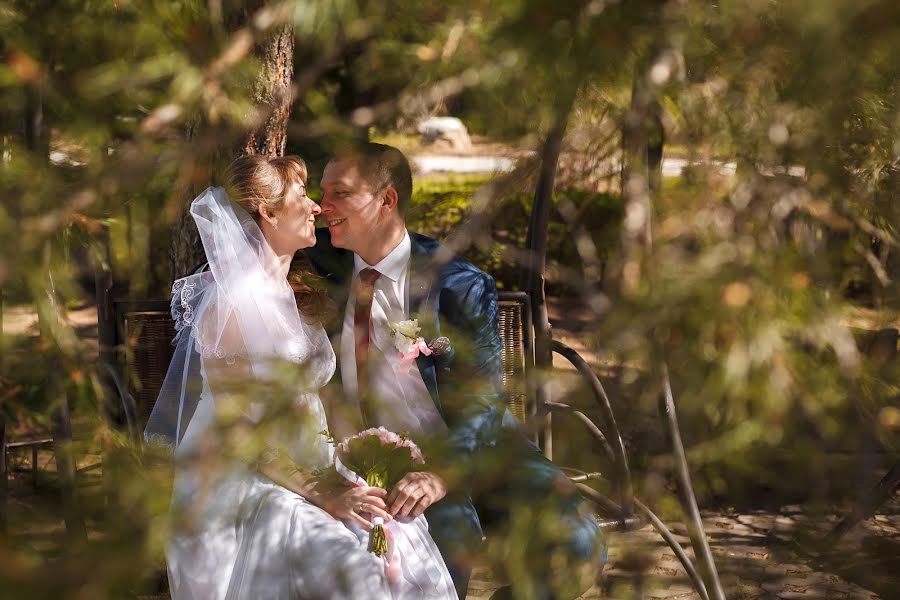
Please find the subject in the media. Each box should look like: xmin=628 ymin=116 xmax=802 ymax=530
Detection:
xmin=318 ymin=486 xmax=392 ymax=530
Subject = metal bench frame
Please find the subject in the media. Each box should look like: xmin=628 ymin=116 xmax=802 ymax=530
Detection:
xmin=95 ymin=259 xmax=642 ymax=517
xmin=3 ymin=438 xmax=54 ymax=489
xmin=95 ymin=263 xmax=721 ymax=592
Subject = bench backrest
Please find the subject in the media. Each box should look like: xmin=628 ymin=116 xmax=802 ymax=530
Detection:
xmin=114 ymin=292 xmax=533 ymax=432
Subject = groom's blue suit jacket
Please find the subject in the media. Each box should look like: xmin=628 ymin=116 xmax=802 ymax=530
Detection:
xmin=306 ymin=228 xmax=506 ymax=545
xmin=308 ymin=228 xmax=602 ymax=570
xmin=307 ymin=228 xmax=506 ymax=452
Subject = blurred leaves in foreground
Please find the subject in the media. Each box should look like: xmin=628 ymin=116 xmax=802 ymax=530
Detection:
xmin=1 ymin=0 xmax=899 ymax=598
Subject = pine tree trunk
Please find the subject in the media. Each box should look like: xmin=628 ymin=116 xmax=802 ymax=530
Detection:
xmin=168 ymin=22 xmax=294 ymax=280
xmin=242 ymin=25 xmax=293 ymax=157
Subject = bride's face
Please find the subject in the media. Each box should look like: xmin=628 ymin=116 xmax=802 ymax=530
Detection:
xmin=273 ymin=180 xmax=321 ymax=250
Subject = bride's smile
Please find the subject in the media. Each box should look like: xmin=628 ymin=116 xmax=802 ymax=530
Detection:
xmin=269 ymin=180 xmax=321 ymax=249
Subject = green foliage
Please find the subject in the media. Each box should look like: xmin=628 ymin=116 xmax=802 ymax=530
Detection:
xmin=2 ymin=0 xmax=900 ymax=596
xmin=408 ymin=174 xmax=623 ymax=291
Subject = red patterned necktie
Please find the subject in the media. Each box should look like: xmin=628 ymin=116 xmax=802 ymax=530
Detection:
xmin=354 ymin=268 xmax=381 ymax=425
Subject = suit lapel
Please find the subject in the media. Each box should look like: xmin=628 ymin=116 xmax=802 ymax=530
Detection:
xmin=326 ymin=272 xmax=351 ymax=338
xmin=406 ymin=235 xmax=445 ymax=414
xmin=407 ymin=234 xmax=438 ymax=338
xmin=313 ymin=230 xmax=446 ymax=416
xmin=305 ymin=229 xmax=354 ymax=391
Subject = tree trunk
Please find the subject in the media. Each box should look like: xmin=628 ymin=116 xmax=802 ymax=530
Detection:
xmin=41 ymin=242 xmax=87 ymax=542
xmin=24 ymin=85 xmax=50 ymax=160
xmin=169 ymin=22 xmax=294 ymax=280
xmin=620 ymin=73 xmax=666 ymax=297
xmin=620 ymin=74 xmax=654 ymax=289
xmin=0 ymin=414 xmax=6 ymax=536
xmin=170 ymin=195 xmax=207 ymax=281
xmin=20 ymin=1 xmax=50 ymax=162
xmin=242 ymin=25 xmax=293 ymax=157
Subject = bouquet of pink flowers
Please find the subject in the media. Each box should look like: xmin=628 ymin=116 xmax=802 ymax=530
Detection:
xmin=317 ymin=427 xmax=426 ymax=556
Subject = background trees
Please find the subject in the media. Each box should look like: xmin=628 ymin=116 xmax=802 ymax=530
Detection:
xmin=1 ymin=0 xmax=898 ymax=597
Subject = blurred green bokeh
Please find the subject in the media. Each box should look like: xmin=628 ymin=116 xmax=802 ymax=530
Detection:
xmin=1 ymin=0 xmax=898 ymax=598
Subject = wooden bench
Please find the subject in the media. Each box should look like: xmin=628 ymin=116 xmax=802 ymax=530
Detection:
xmin=3 ymin=437 xmax=54 ymax=488
xmin=101 ymin=293 xmax=539 ymax=443
xmin=97 ymin=286 xmax=639 ymax=531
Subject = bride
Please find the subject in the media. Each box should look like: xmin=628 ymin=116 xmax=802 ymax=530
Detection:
xmin=144 ymin=155 xmax=458 ymax=599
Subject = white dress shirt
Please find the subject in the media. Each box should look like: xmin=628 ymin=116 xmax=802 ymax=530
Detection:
xmin=340 ymin=231 xmax=448 ymax=435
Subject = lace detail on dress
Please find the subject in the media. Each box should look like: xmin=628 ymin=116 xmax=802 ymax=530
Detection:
xmin=171 ymin=277 xmax=203 ymax=335
xmin=180 ymin=282 xmax=196 ymax=327
xmin=197 ymin=343 xmax=249 ymax=365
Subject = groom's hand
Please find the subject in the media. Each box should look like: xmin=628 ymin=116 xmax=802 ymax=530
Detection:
xmin=387 ymin=471 xmax=448 ymax=518
xmin=319 ymin=486 xmax=392 ymax=530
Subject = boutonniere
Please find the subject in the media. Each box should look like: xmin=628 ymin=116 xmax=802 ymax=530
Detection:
xmin=389 ymin=319 xmax=451 ymax=374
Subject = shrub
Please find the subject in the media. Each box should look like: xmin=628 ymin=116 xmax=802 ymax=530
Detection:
xmin=407 ymin=174 xmax=624 ymax=293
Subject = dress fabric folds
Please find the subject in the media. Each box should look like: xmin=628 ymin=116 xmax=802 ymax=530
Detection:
xmin=156 ymin=188 xmax=457 ymax=600
xmin=167 ymin=359 xmax=458 ymax=600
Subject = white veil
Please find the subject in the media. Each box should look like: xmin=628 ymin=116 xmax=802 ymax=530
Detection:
xmin=144 ymin=186 xmax=332 ymax=449
xmin=146 ymin=188 xmax=456 ymax=600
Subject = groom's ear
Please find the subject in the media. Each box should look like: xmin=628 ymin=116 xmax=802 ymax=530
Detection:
xmin=381 ymin=185 xmax=399 ymax=212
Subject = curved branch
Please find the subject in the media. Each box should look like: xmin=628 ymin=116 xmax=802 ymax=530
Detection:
xmin=660 ymin=365 xmax=725 ymax=600
xmin=545 ymin=400 xmax=615 ymax=463
xmin=551 ymin=340 xmax=634 ymax=517
xmin=101 ymin=360 xmax=138 ymax=443
xmin=633 ymin=497 xmax=711 ymax=600
xmin=576 ymin=483 xmax=710 ymax=600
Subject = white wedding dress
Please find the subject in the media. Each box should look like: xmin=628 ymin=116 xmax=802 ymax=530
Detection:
xmin=145 ymin=187 xmax=458 ymax=600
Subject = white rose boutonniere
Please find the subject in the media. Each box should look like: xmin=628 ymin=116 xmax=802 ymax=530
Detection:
xmin=389 ymin=319 xmax=453 ymax=374
xmin=390 ymin=319 xmax=422 ymax=353
xmin=390 ymin=319 xmax=432 ymax=374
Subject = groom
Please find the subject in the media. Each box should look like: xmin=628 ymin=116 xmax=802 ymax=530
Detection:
xmin=307 ymin=143 xmax=604 ymax=599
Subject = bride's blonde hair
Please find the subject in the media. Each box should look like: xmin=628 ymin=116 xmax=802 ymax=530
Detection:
xmin=226 ymin=154 xmax=335 ymax=324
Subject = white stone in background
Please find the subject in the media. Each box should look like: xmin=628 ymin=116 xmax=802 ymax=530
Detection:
xmin=49 ymin=150 xmax=85 ymax=167
xmin=411 ymin=155 xmax=515 ymax=175
xmin=416 ymin=116 xmax=467 ymax=135
xmin=416 ymin=116 xmax=473 ymax=151
xmin=661 ymin=158 xmax=738 ymax=177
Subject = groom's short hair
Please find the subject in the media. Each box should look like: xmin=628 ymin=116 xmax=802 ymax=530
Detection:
xmin=351 ymin=143 xmax=413 ymax=217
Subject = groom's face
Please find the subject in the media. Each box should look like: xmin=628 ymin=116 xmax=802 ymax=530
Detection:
xmin=320 ymin=158 xmax=385 ymax=253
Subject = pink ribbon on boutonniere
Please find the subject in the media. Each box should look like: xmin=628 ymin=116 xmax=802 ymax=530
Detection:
xmin=396 ymin=337 xmax=432 ymax=375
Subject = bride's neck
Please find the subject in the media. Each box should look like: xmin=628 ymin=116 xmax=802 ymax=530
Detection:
xmin=276 ymin=253 xmax=292 ymax=277
xmin=264 ymin=234 xmax=296 ymax=278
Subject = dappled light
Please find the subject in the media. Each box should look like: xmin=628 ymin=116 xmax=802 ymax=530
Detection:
xmin=1 ymin=1 xmax=898 ymax=599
